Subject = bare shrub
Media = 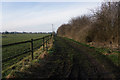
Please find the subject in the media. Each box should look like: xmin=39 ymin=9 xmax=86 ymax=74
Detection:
xmin=57 ymin=2 xmax=119 ymax=49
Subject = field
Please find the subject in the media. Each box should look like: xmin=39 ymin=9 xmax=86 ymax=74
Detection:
xmin=2 ymin=33 xmax=49 ymax=71
xmin=2 ymin=33 xmax=48 ymax=45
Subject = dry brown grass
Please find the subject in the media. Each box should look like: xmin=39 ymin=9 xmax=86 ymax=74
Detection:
xmin=5 ymin=38 xmax=54 ymax=79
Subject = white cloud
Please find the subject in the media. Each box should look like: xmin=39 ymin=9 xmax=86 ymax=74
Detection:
xmin=2 ymin=2 xmax=101 ymax=32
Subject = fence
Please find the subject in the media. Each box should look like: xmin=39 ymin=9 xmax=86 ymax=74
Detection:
xmin=2 ymin=34 xmax=52 ymax=63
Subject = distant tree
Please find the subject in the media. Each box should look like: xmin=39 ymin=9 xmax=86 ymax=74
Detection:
xmin=5 ymin=31 xmax=9 ymax=34
xmin=23 ymin=32 xmax=27 ymax=34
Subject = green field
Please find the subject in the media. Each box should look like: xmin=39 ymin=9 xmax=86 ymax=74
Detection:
xmin=2 ymin=33 xmax=48 ymax=45
xmin=2 ymin=33 xmax=49 ymax=71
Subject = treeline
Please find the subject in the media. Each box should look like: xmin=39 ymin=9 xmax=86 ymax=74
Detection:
xmin=1 ymin=31 xmax=52 ymax=34
xmin=57 ymin=2 xmax=120 ymax=49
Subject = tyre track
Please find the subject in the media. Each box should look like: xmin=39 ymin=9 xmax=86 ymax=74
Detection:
xmin=63 ymin=37 xmax=119 ymax=79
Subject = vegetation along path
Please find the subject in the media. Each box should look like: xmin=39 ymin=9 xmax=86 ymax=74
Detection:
xmin=11 ymin=36 xmax=120 ymax=79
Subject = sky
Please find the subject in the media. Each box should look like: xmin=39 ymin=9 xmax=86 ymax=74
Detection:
xmin=1 ymin=2 xmax=102 ymax=32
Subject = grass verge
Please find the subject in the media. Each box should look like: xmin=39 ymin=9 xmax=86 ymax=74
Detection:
xmin=64 ymin=37 xmax=120 ymax=67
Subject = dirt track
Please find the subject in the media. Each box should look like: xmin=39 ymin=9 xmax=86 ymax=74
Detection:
xmin=12 ymin=36 xmax=120 ymax=79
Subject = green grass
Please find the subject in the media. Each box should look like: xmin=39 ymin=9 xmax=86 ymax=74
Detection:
xmin=2 ymin=33 xmax=48 ymax=45
xmin=65 ymin=37 xmax=120 ymax=67
xmin=107 ymin=54 xmax=119 ymax=66
xmin=2 ymin=36 xmax=52 ymax=78
xmin=2 ymin=33 xmax=49 ymax=71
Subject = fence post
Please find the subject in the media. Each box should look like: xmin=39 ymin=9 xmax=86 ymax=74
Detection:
xmin=31 ymin=39 xmax=34 ymax=60
xmin=43 ymin=37 xmax=45 ymax=51
xmin=51 ymin=34 xmax=52 ymax=38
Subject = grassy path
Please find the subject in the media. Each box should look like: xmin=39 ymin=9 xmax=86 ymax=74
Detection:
xmin=8 ymin=36 xmax=120 ymax=79
xmin=53 ymin=36 xmax=120 ymax=79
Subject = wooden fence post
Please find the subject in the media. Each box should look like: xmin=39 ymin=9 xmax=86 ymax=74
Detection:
xmin=48 ymin=36 xmax=50 ymax=44
xmin=51 ymin=34 xmax=52 ymax=37
xmin=31 ymin=39 xmax=33 ymax=60
xmin=43 ymin=37 xmax=45 ymax=51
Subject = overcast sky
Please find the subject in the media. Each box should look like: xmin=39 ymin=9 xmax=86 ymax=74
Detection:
xmin=2 ymin=2 xmax=102 ymax=32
